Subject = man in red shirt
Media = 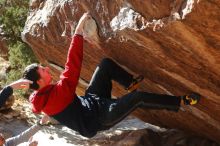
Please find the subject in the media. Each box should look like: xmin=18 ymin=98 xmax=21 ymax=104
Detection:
xmin=22 ymin=13 xmax=201 ymax=138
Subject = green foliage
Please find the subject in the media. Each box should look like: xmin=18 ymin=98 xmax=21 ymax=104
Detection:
xmin=0 ymin=0 xmax=29 ymax=43
xmin=0 ymin=0 xmax=38 ymax=88
xmin=6 ymin=42 xmax=37 ymax=83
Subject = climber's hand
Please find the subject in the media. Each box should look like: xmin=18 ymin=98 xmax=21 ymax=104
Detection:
xmin=75 ymin=13 xmax=91 ymax=35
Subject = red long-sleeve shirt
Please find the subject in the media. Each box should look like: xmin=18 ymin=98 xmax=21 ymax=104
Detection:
xmin=29 ymin=34 xmax=83 ymax=115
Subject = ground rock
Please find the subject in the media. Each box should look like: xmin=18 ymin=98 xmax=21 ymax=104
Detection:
xmin=19 ymin=118 xmax=220 ymax=146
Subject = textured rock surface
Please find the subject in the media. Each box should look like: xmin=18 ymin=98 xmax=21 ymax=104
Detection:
xmin=1 ymin=98 xmax=219 ymax=146
xmin=18 ymin=118 xmax=220 ymax=146
xmin=22 ymin=0 xmax=220 ymax=144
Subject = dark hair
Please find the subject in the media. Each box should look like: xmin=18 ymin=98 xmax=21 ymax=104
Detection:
xmin=23 ymin=63 xmax=40 ymax=90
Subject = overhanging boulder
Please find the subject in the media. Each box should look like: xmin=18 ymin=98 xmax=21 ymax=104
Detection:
xmin=22 ymin=0 xmax=220 ymax=143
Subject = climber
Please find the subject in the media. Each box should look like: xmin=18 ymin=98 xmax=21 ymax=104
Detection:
xmin=22 ymin=13 xmax=201 ymax=138
xmin=0 ymin=79 xmax=33 ymax=108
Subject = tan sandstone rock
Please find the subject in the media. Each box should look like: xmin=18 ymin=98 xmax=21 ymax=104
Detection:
xmin=22 ymin=0 xmax=220 ymax=144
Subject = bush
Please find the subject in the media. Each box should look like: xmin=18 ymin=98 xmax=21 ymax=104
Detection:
xmin=0 ymin=0 xmax=38 ymax=96
xmin=0 ymin=0 xmax=29 ymax=43
xmin=7 ymin=41 xmax=37 ymax=83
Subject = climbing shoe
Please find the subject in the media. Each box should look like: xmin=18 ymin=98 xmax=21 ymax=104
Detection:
xmin=182 ymin=92 xmax=201 ymax=105
xmin=126 ymin=75 xmax=144 ymax=92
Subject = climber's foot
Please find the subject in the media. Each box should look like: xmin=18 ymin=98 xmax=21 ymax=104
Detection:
xmin=126 ymin=75 xmax=144 ymax=92
xmin=182 ymin=92 xmax=201 ymax=105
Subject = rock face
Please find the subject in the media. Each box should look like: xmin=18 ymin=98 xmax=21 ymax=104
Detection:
xmin=17 ymin=118 xmax=220 ymax=146
xmin=22 ymin=0 xmax=220 ymax=144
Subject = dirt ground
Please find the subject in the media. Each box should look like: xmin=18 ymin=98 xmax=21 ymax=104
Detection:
xmin=0 ymin=97 xmax=42 ymax=138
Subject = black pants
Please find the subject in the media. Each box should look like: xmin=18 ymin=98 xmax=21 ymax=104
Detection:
xmin=85 ymin=58 xmax=181 ymax=129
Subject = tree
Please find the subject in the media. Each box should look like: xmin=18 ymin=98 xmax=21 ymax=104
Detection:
xmin=0 ymin=0 xmax=29 ymax=43
xmin=0 ymin=0 xmax=38 ymax=85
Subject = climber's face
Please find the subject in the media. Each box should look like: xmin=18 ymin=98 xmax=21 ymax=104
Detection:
xmin=37 ymin=66 xmax=52 ymax=89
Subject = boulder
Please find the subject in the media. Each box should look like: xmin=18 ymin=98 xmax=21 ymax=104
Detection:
xmin=18 ymin=118 xmax=220 ymax=146
xmin=22 ymin=0 xmax=220 ymax=143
